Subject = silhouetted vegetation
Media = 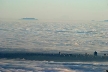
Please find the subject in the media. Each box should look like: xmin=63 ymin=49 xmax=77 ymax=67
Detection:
xmin=0 ymin=52 xmax=108 ymax=62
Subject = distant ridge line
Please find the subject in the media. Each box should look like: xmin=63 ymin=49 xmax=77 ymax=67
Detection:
xmin=21 ymin=18 xmax=38 ymax=20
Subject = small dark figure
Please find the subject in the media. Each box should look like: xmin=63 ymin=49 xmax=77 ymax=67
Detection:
xmin=59 ymin=52 xmax=61 ymax=55
xmin=94 ymin=51 xmax=97 ymax=56
xmin=106 ymin=70 xmax=108 ymax=72
xmin=104 ymin=54 xmax=106 ymax=56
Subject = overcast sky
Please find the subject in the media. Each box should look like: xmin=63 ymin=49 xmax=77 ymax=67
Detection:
xmin=0 ymin=0 xmax=108 ymax=21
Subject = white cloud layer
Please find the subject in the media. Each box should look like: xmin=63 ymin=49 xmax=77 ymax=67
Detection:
xmin=0 ymin=20 xmax=108 ymax=54
xmin=0 ymin=59 xmax=108 ymax=72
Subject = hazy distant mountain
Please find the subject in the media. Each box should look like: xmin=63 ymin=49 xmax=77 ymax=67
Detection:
xmin=104 ymin=20 xmax=108 ymax=22
xmin=21 ymin=18 xmax=38 ymax=20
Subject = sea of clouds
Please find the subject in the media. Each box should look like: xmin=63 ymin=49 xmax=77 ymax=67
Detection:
xmin=0 ymin=20 xmax=108 ymax=54
xmin=0 ymin=20 xmax=108 ymax=72
xmin=0 ymin=59 xmax=108 ymax=72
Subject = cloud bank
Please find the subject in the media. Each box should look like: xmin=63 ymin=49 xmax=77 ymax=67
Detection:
xmin=0 ymin=59 xmax=108 ymax=72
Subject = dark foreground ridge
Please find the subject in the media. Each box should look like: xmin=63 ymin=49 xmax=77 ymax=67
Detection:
xmin=0 ymin=52 xmax=108 ymax=62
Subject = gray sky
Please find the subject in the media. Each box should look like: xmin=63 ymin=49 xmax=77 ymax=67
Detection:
xmin=0 ymin=0 xmax=108 ymax=21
